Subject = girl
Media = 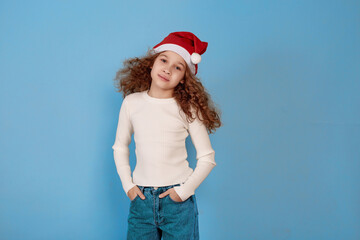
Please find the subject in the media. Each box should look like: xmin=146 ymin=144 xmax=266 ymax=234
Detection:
xmin=112 ymin=31 xmax=222 ymax=240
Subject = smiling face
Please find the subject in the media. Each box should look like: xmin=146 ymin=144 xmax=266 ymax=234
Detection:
xmin=150 ymin=50 xmax=187 ymax=95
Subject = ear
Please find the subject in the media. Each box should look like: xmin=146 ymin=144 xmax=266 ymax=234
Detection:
xmin=180 ymin=76 xmax=185 ymax=84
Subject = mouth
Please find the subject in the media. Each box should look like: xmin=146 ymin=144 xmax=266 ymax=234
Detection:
xmin=158 ymin=74 xmax=169 ymax=81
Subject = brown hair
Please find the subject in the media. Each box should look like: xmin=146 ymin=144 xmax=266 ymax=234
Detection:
xmin=113 ymin=48 xmax=222 ymax=134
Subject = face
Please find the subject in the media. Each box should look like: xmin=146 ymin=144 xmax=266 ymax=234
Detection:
xmin=150 ymin=50 xmax=186 ymax=93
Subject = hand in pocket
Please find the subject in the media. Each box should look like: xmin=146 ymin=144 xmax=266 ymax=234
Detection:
xmin=159 ymin=188 xmax=183 ymax=202
xmin=127 ymin=185 xmax=145 ymax=201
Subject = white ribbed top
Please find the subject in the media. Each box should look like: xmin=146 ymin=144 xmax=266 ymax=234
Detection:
xmin=112 ymin=90 xmax=216 ymax=201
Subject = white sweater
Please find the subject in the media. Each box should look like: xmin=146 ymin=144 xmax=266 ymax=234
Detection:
xmin=112 ymin=90 xmax=216 ymax=201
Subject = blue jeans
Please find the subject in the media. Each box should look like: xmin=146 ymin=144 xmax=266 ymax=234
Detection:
xmin=127 ymin=183 xmax=199 ymax=240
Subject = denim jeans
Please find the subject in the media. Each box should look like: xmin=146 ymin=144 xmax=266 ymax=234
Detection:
xmin=127 ymin=183 xmax=199 ymax=240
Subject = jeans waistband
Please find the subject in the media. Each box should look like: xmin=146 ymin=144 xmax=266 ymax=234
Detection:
xmin=137 ymin=183 xmax=181 ymax=193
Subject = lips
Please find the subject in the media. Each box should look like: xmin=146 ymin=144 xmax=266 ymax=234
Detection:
xmin=158 ymin=74 xmax=169 ymax=81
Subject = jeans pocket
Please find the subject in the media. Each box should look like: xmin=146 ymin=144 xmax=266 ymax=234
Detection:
xmin=130 ymin=195 xmax=139 ymax=202
xmin=167 ymin=194 xmax=186 ymax=204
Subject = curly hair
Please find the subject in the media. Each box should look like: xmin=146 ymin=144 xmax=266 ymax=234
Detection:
xmin=113 ymin=48 xmax=222 ymax=134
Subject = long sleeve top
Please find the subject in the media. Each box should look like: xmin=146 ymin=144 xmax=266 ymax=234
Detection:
xmin=112 ymin=90 xmax=216 ymax=201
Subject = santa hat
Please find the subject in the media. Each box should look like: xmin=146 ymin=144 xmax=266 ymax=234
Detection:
xmin=152 ymin=31 xmax=208 ymax=75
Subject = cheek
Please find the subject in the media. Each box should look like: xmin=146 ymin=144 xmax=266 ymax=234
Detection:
xmin=150 ymin=68 xmax=156 ymax=79
xmin=178 ymin=71 xmax=185 ymax=79
xmin=152 ymin=64 xmax=161 ymax=72
xmin=175 ymin=73 xmax=185 ymax=82
xmin=151 ymin=65 xmax=157 ymax=73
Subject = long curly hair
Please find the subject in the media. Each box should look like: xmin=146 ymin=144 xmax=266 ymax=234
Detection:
xmin=113 ymin=48 xmax=222 ymax=134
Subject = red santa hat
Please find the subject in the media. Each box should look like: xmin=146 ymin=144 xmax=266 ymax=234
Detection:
xmin=152 ymin=31 xmax=208 ymax=75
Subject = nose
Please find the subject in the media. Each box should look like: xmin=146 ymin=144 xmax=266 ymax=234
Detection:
xmin=163 ymin=68 xmax=170 ymax=75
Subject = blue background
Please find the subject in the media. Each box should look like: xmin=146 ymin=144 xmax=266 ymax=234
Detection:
xmin=1 ymin=0 xmax=359 ymax=239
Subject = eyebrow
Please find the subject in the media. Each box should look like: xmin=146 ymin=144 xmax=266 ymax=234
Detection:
xmin=159 ymin=54 xmax=186 ymax=68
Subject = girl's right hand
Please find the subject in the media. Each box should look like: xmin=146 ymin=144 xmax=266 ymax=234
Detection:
xmin=127 ymin=185 xmax=146 ymax=201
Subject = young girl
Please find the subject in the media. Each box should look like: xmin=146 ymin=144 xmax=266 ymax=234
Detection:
xmin=112 ymin=31 xmax=222 ymax=240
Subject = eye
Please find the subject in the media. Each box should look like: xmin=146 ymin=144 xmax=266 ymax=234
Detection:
xmin=176 ymin=66 xmax=182 ymax=71
xmin=161 ymin=59 xmax=166 ymax=63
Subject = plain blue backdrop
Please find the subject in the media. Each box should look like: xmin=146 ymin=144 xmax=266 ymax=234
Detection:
xmin=1 ymin=0 xmax=359 ymax=239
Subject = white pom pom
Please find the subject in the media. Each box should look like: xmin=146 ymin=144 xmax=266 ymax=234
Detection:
xmin=191 ymin=53 xmax=201 ymax=64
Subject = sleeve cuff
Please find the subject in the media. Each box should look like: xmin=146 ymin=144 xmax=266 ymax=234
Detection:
xmin=173 ymin=185 xmax=194 ymax=202
xmin=124 ymin=183 xmax=137 ymax=196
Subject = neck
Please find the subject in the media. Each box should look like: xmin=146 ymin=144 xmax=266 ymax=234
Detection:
xmin=147 ymin=88 xmax=174 ymax=99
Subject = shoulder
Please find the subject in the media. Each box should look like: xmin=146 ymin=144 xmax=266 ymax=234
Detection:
xmin=122 ymin=91 xmax=146 ymax=117
xmin=189 ymin=105 xmax=205 ymax=122
xmin=124 ymin=91 xmax=145 ymax=104
xmin=181 ymin=106 xmax=206 ymax=131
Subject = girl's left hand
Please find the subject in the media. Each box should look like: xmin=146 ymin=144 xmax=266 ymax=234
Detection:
xmin=159 ymin=188 xmax=183 ymax=202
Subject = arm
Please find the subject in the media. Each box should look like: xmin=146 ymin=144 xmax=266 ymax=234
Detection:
xmin=173 ymin=112 xmax=217 ymax=201
xmin=112 ymin=97 xmax=136 ymax=196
